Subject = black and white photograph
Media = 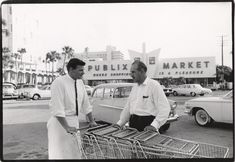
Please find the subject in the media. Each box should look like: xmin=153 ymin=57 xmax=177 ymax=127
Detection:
xmin=2 ymin=1 xmax=233 ymax=160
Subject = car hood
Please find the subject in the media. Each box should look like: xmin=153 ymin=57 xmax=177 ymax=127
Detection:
xmin=187 ymin=96 xmax=222 ymax=102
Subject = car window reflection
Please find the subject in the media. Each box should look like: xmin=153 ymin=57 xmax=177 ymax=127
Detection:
xmin=113 ymin=87 xmax=132 ymax=98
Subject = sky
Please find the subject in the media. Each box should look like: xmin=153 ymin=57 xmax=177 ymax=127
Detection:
xmin=3 ymin=2 xmax=233 ymax=68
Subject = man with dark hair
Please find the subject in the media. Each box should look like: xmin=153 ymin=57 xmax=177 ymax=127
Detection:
xmin=47 ymin=58 xmax=97 ymax=159
xmin=116 ymin=60 xmax=170 ymax=132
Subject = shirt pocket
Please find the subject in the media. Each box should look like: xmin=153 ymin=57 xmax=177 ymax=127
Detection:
xmin=142 ymin=93 xmax=153 ymax=106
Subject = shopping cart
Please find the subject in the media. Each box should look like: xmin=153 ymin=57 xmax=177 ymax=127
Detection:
xmin=130 ymin=130 xmax=229 ymax=158
xmin=74 ymin=124 xmax=230 ymax=159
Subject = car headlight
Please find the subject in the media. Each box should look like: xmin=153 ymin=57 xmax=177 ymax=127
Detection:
xmin=184 ymin=102 xmax=193 ymax=109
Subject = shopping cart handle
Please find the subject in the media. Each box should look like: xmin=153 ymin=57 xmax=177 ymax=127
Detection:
xmin=76 ymin=125 xmax=90 ymax=131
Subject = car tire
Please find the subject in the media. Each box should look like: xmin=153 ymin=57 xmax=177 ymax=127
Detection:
xmin=159 ymin=123 xmax=170 ymax=133
xmin=32 ymin=94 xmax=40 ymax=100
xmin=173 ymin=91 xmax=178 ymax=96
xmin=18 ymin=95 xmax=24 ymax=99
xmin=190 ymin=92 xmax=196 ymax=97
xmin=195 ymin=109 xmax=212 ymax=126
xmin=199 ymin=94 xmax=204 ymax=96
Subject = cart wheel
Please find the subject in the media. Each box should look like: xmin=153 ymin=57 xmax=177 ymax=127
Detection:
xmin=159 ymin=123 xmax=170 ymax=133
xmin=195 ymin=109 xmax=212 ymax=126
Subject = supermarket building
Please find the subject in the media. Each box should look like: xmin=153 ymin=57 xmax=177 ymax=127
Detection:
xmin=82 ymin=46 xmax=216 ymax=86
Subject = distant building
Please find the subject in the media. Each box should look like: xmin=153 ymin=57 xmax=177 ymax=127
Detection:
xmin=2 ymin=4 xmax=55 ymax=85
xmin=56 ymin=45 xmax=125 ymax=73
xmin=2 ymin=4 xmax=13 ymax=53
xmin=3 ymin=60 xmax=56 ymax=85
xmin=75 ymin=45 xmax=124 ymax=61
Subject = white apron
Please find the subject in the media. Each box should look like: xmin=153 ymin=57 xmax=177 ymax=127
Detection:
xmin=47 ymin=115 xmax=82 ymax=159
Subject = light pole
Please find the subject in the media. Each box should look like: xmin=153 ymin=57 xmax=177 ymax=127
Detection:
xmin=219 ymin=35 xmax=226 ymax=89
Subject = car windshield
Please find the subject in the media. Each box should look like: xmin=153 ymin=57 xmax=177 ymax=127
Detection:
xmin=93 ymin=88 xmax=104 ymax=98
xmin=194 ymin=84 xmax=202 ymax=88
xmin=113 ymin=86 xmax=132 ymax=98
xmin=3 ymin=85 xmax=12 ymax=89
xmin=23 ymin=85 xmax=36 ymax=88
xmin=39 ymin=86 xmax=47 ymax=90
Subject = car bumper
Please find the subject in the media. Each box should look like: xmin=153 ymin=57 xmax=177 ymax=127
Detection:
xmin=3 ymin=94 xmax=18 ymax=99
xmin=166 ymin=114 xmax=179 ymax=123
xmin=164 ymin=92 xmax=172 ymax=95
xmin=184 ymin=109 xmax=193 ymax=115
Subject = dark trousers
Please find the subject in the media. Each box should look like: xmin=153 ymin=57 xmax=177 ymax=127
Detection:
xmin=129 ymin=114 xmax=155 ymax=132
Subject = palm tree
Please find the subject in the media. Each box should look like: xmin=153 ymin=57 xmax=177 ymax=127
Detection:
xmin=2 ymin=19 xmax=9 ymax=37
xmin=17 ymin=48 xmax=26 ymax=83
xmin=2 ymin=47 xmax=12 ymax=68
xmin=46 ymin=51 xmax=61 ymax=81
xmin=56 ymin=67 xmax=65 ymax=76
xmin=11 ymin=53 xmax=21 ymax=83
xmin=17 ymin=48 xmax=26 ymax=69
xmin=216 ymin=65 xmax=232 ymax=83
xmin=2 ymin=47 xmax=14 ymax=82
xmin=61 ymin=46 xmax=74 ymax=74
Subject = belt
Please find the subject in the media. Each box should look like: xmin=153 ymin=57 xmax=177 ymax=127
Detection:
xmin=130 ymin=114 xmax=155 ymax=118
xmin=66 ymin=114 xmax=77 ymax=117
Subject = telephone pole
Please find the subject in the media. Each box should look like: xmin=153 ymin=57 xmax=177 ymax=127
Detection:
xmin=221 ymin=35 xmax=224 ymax=85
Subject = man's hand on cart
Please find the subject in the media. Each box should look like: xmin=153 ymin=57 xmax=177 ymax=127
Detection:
xmin=66 ymin=126 xmax=78 ymax=135
xmin=144 ymin=125 xmax=159 ymax=133
xmin=89 ymin=120 xmax=98 ymax=127
xmin=112 ymin=123 xmax=122 ymax=129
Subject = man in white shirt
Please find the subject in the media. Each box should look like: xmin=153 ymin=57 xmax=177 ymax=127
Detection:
xmin=47 ymin=58 xmax=97 ymax=159
xmin=116 ymin=60 xmax=170 ymax=132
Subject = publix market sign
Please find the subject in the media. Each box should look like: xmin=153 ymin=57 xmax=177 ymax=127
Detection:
xmin=157 ymin=57 xmax=216 ymax=78
xmin=84 ymin=60 xmax=132 ymax=80
xmin=83 ymin=57 xmax=216 ymax=80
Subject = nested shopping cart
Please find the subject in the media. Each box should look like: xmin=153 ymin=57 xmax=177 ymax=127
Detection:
xmin=73 ymin=124 xmax=230 ymax=159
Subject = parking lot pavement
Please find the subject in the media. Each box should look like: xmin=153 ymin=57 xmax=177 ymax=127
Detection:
xmin=2 ymin=90 xmax=232 ymax=160
xmin=3 ymin=100 xmax=50 ymax=108
xmin=3 ymin=121 xmax=89 ymax=160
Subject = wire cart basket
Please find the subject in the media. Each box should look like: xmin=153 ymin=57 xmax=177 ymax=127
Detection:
xmin=74 ymin=124 xmax=229 ymax=159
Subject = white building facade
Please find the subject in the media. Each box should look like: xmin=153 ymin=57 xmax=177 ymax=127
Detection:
xmin=83 ymin=44 xmax=216 ymax=86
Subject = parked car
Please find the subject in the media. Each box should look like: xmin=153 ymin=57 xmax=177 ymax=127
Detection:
xmin=19 ymin=84 xmax=51 ymax=100
xmin=161 ymin=85 xmax=173 ymax=96
xmin=184 ymin=90 xmax=233 ymax=126
xmin=90 ymin=83 xmax=179 ymax=133
xmin=3 ymin=83 xmax=18 ymax=99
xmin=205 ymin=84 xmax=219 ymax=91
xmin=85 ymin=85 xmax=93 ymax=96
xmin=172 ymin=84 xmax=212 ymax=97
xmin=17 ymin=84 xmax=36 ymax=98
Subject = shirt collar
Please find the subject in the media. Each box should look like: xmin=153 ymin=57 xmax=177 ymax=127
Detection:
xmin=66 ymin=74 xmax=76 ymax=82
xmin=142 ymin=77 xmax=149 ymax=86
